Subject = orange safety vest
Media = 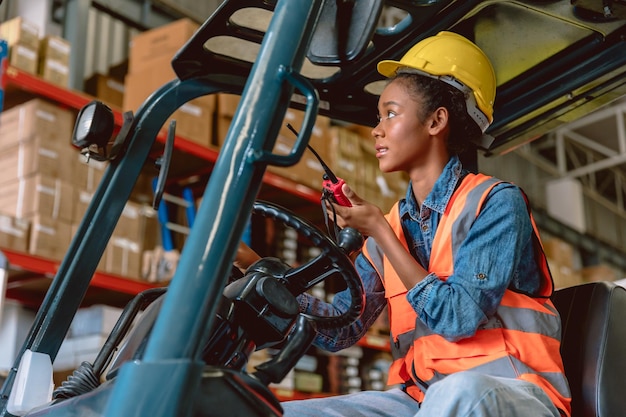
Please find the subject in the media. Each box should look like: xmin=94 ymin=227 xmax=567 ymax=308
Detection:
xmin=362 ymin=173 xmax=571 ymax=416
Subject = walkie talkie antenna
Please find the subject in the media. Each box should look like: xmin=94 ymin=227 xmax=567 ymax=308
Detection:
xmin=286 ymin=123 xmax=338 ymax=183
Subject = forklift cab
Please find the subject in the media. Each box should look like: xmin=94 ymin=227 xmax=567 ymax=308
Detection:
xmin=1 ymin=1 xmax=626 ymax=416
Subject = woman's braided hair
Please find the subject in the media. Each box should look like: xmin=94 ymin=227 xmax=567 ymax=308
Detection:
xmin=392 ymin=72 xmax=482 ymax=154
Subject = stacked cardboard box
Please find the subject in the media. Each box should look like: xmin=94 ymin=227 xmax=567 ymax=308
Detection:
xmin=215 ymin=94 xmax=334 ymax=192
xmin=123 ymin=18 xmax=215 ymax=148
xmin=0 ymin=99 xmax=76 ymax=260
xmin=327 ymin=126 xmax=361 ymax=188
xmin=543 ymin=236 xmax=583 ymax=289
xmin=267 ymin=109 xmax=332 ymax=192
xmin=0 ymin=214 xmax=30 ymax=253
xmin=38 ymin=35 xmax=71 ymax=88
xmin=104 ymin=201 xmax=158 ymax=280
xmin=0 ymin=17 xmax=40 ymax=74
xmin=84 ymin=73 xmax=125 ymax=108
xmin=73 ymin=190 xmax=158 ymax=280
xmin=580 ymin=263 xmax=619 ymax=283
xmin=55 ymin=304 xmax=123 ymax=371
xmin=0 ymin=17 xmax=71 ymax=88
xmin=0 ymin=98 xmax=158 ymax=275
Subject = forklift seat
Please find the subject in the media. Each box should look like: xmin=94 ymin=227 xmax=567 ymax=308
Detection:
xmin=551 ymin=281 xmax=626 ymax=417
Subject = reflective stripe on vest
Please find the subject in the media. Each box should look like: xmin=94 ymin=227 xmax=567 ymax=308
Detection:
xmin=362 ymin=173 xmax=571 ymax=415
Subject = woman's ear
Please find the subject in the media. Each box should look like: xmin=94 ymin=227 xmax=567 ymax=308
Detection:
xmin=428 ymin=107 xmax=449 ymax=135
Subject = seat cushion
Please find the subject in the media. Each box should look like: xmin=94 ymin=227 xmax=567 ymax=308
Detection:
xmin=552 ymin=281 xmax=626 ymax=417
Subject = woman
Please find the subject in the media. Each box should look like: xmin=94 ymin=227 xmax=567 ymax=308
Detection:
xmin=238 ymin=31 xmax=571 ymax=417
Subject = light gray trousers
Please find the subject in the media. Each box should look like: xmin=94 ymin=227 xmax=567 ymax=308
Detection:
xmin=281 ymin=371 xmax=562 ymax=417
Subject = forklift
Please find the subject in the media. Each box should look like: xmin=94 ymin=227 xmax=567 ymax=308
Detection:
xmin=1 ymin=1 xmax=625 ymax=416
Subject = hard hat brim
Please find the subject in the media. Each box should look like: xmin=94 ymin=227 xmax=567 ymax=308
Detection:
xmin=377 ymin=60 xmax=403 ymax=78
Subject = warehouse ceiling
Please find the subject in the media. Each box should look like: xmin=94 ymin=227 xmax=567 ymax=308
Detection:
xmin=170 ymin=0 xmax=626 ymax=158
xmin=84 ymin=1 xmax=626 ymax=171
xmin=521 ymin=96 xmax=626 ymax=220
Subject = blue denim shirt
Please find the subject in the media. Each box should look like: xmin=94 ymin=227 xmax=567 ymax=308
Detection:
xmin=299 ymin=156 xmax=543 ymax=351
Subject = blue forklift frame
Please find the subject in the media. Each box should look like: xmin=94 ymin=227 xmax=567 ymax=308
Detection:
xmin=0 ymin=1 xmax=322 ymax=416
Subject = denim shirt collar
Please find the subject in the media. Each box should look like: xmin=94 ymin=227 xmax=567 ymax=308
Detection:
xmin=400 ymin=155 xmax=465 ymax=220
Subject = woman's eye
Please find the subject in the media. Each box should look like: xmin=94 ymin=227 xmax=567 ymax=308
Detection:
xmin=377 ymin=111 xmax=397 ymax=122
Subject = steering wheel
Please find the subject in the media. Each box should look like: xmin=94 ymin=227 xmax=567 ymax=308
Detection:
xmin=251 ymin=200 xmax=365 ymax=329
xmin=105 ymin=200 xmax=364 ymax=377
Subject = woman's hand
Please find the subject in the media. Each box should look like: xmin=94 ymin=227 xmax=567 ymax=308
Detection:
xmin=327 ymin=183 xmax=388 ymax=240
xmin=332 ymin=184 xmax=429 ymax=290
xmin=234 ymin=241 xmax=261 ymax=272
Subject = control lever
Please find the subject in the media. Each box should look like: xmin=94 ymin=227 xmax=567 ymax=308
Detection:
xmin=252 ymin=315 xmax=317 ymax=386
xmin=152 ymin=120 xmax=176 ymax=210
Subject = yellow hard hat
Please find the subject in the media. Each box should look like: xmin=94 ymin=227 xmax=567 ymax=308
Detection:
xmin=377 ymin=31 xmax=496 ymax=132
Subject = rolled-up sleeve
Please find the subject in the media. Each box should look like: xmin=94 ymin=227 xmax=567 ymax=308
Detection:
xmin=299 ymin=253 xmax=387 ymax=351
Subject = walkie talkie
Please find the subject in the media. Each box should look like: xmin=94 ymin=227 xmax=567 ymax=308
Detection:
xmin=286 ymin=123 xmax=352 ymax=207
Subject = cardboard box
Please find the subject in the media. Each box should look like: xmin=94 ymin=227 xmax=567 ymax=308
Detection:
xmin=38 ymin=36 xmax=71 ymax=88
xmin=216 ymin=93 xmax=241 ymax=118
xmin=217 ymin=108 xmax=331 ymax=191
xmin=261 ymin=109 xmax=332 ymax=191
xmin=265 ymin=133 xmax=329 ymax=191
xmin=69 ymin=305 xmax=122 ymax=338
xmin=581 ymin=264 xmax=618 ymax=283
xmin=84 ymin=73 xmax=125 ymax=108
xmin=542 ymin=237 xmax=577 ymax=269
xmin=72 ymin=155 xmax=108 ymax=193
xmin=39 ymin=36 xmax=71 ymax=66
xmin=215 ymin=115 xmax=232 ymax=147
xmin=39 ymin=58 xmax=70 ymax=88
xmin=216 ymin=104 xmax=330 ymax=147
xmin=0 ymin=175 xmax=74 ymax=223
xmin=102 ymin=201 xmax=158 ymax=279
xmin=128 ymin=18 xmax=199 ymax=74
xmin=123 ymin=61 xmax=215 ymax=147
xmin=9 ymin=43 xmax=38 ymax=74
xmin=55 ymin=334 xmax=108 ymax=372
xmin=75 ymin=198 xmax=158 ymax=253
xmin=0 ymin=214 xmax=30 ymax=253
xmin=0 ymin=137 xmax=73 ymax=185
xmin=28 ymin=215 xmax=72 ymax=260
xmin=104 ymin=236 xmax=143 ymax=279
xmin=547 ymin=258 xmax=583 ymax=289
xmin=327 ymin=126 xmax=363 ymax=185
xmin=0 ymin=17 xmax=40 ymax=50
xmin=294 ymin=371 xmax=324 ymax=393
xmin=113 ymin=201 xmax=158 ymax=246
xmin=0 ymin=98 xmax=76 ymax=150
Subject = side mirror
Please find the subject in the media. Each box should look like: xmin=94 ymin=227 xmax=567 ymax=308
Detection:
xmin=307 ymin=0 xmax=384 ymax=65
